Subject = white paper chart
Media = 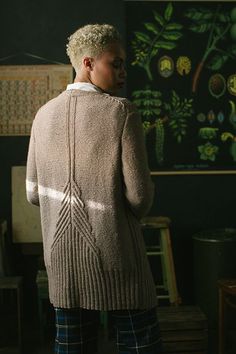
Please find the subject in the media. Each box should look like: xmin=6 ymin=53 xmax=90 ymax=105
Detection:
xmin=0 ymin=65 xmax=73 ymax=135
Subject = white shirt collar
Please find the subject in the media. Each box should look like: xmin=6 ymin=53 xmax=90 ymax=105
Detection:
xmin=66 ymin=82 xmax=102 ymax=93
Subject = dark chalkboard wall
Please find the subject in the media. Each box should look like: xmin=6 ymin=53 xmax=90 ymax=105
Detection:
xmin=0 ymin=0 xmax=236 ymax=306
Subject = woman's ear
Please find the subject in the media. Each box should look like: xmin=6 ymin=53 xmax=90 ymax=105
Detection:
xmin=83 ymin=57 xmax=94 ymax=71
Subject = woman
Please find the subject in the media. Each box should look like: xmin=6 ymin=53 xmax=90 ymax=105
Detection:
xmin=26 ymin=23 xmax=161 ymax=354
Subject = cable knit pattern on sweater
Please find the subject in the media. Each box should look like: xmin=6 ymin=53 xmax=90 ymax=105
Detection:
xmin=26 ymin=89 xmax=157 ymax=310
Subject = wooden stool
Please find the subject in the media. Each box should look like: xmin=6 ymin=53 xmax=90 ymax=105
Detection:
xmin=141 ymin=216 xmax=181 ymax=305
xmin=0 ymin=219 xmax=23 ymax=353
xmin=218 ymin=279 xmax=236 ymax=354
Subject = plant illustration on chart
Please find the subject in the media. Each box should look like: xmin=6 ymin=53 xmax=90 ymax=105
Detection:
xmin=198 ymin=142 xmax=219 ymax=161
xmin=164 ymin=91 xmax=193 ymax=144
xmin=185 ymin=5 xmax=236 ymax=93
xmin=131 ymin=2 xmax=183 ymax=80
xmin=132 ymin=89 xmax=193 ymax=165
xmin=221 ymin=100 xmax=236 ymax=161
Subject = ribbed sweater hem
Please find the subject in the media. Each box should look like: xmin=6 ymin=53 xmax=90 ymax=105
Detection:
xmin=47 ymin=266 xmax=157 ymax=310
xmin=46 ymin=215 xmax=157 ymax=310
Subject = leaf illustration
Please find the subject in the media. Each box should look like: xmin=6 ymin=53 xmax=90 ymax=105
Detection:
xmin=169 ymin=121 xmax=178 ymax=127
xmin=189 ymin=23 xmax=212 ymax=33
xmin=149 ymin=48 xmax=158 ymax=58
xmin=140 ymin=110 xmax=153 ymax=117
xmin=134 ymin=31 xmax=151 ymax=43
xmin=132 ymin=89 xmax=162 ymax=121
xmin=155 ymin=41 xmax=176 ymax=50
xmin=144 ymin=22 xmax=159 ymax=34
xmin=215 ymin=25 xmax=225 ymax=36
xmin=229 ymin=44 xmax=236 ymax=56
xmin=143 ymin=100 xmax=153 ymax=106
xmin=164 ymin=2 xmax=173 ymax=21
xmin=155 ymin=120 xmax=165 ymax=165
xmin=217 ymin=13 xmax=230 ymax=23
xmin=162 ymin=31 xmax=182 ymax=40
xmin=165 ymin=23 xmax=183 ymax=30
xmin=164 ymin=91 xmax=193 ymax=143
xmin=131 ymin=7 xmax=183 ymax=80
xmin=185 ymin=8 xmax=213 ymax=21
xmin=153 ymin=108 xmax=162 ymax=115
xmin=153 ymin=10 xmax=165 ymax=26
xmin=186 ymin=5 xmax=232 ymax=92
xmin=132 ymin=91 xmax=141 ymax=98
xmin=152 ymin=91 xmax=162 ymax=98
xmin=207 ymin=54 xmax=228 ymax=70
xmin=164 ymin=103 xmax=171 ymax=110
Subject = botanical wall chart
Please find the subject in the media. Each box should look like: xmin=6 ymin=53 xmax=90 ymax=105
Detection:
xmin=126 ymin=1 xmax=236 ymax=173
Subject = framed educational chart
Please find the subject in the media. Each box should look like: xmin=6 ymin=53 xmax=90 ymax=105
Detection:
xmin=125 ymin=1 xmax=236 ymax=174
xmin=0 ymin=65 xmax=73 ymax=136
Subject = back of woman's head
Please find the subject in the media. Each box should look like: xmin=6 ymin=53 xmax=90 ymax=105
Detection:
xmin=66 ymin=24 xmax=121 ymax=73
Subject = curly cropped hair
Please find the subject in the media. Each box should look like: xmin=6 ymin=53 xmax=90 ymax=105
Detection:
xmin=66 ymin=24 xmax=122 ymax=73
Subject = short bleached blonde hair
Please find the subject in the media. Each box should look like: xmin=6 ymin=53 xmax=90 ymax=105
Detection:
xmin=66 ymin=24 xmax=121 ymax=73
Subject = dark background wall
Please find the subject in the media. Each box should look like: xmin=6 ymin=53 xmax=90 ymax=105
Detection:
xmin=0 ymin=0 xmax=236 ymax=310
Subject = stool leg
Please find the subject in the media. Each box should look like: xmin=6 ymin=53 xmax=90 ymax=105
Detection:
xmin=159 ymin=230 xmax=168 ymax=292
xmin=160 ymin=228 xmax=179 ymax=305
xmin=219 ymin=287 xmax=225 ymax=354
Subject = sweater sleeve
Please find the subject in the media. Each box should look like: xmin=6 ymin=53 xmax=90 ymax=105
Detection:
xmin=26 ymin=122 xmax=40 ymax=206
xmin=121 ymin=102 xmax=154 ymax=219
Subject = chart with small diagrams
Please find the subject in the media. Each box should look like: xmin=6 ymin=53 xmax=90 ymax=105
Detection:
xmin=0 ymin=65 xmax=73 ymax=136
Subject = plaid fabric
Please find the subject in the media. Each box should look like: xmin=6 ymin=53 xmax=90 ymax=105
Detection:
xmin=54 ymin=307 xmax=99 ymax=354
xmin=54 ymin=307 xmax=162 ymax=354
xmin=113 ymin=308 xmax=162 ymax=354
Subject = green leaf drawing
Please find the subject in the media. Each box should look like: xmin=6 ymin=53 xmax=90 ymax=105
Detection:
xmin=186 ymin=5 xmax=232 ymax=92
xmin=162 ymin=31 xmax=182 ymax=40
xmin=185 ymin=7 xmax=213 ymax=21
xmin=215 ymin=25 xmax=225 ymax=36
xmin=229 ymin=44 xmax=236 ymax=56
xmin=144 ymin=22 xmax=159 ymax=34
xmin=164 ymin=91 xmax=193 ymax=143
xmin=165 ymin=23 xmax=183 ymax=30
xmin=134 ymin=31 xmax=151 ymax=43
xmin=132 ymin=88 xmax=162 ymax=121
xmin=155 ymin=120 xmax=165 ymax=165
xmin=199 ymin=127 xmax=218 ymax=140
xmin=150 ymin=47 xmax=159 ymax=57
xmin=131 ymin=3 xmax=183 ymax=80
xmin=155 ymin=41 xmax=176 ymax=50
xmin=207 ymin=54 xmax=228 ymax=70
xmin=164 ymin=2 xmax=173 ymax=21
xmin=132 ymin=89 xmax=194 ymax=165
xmin=217 ymin=13 xmax=230 ymax=23
xmin=189 ymin=23 xmax=212 ymax=33
xmin=153 ymin=10 xmax=165 ymax=26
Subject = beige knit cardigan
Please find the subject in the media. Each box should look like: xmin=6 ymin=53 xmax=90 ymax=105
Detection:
xmin=26 ymin=89 xmax=157 ymax=310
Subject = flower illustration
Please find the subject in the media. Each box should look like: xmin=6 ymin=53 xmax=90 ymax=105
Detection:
xmin=198 ymin=142 xmax=219 ymax=161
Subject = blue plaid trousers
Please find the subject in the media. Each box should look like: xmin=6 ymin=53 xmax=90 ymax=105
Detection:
xmin=54 ymin=306 xmax=162 ymax=354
